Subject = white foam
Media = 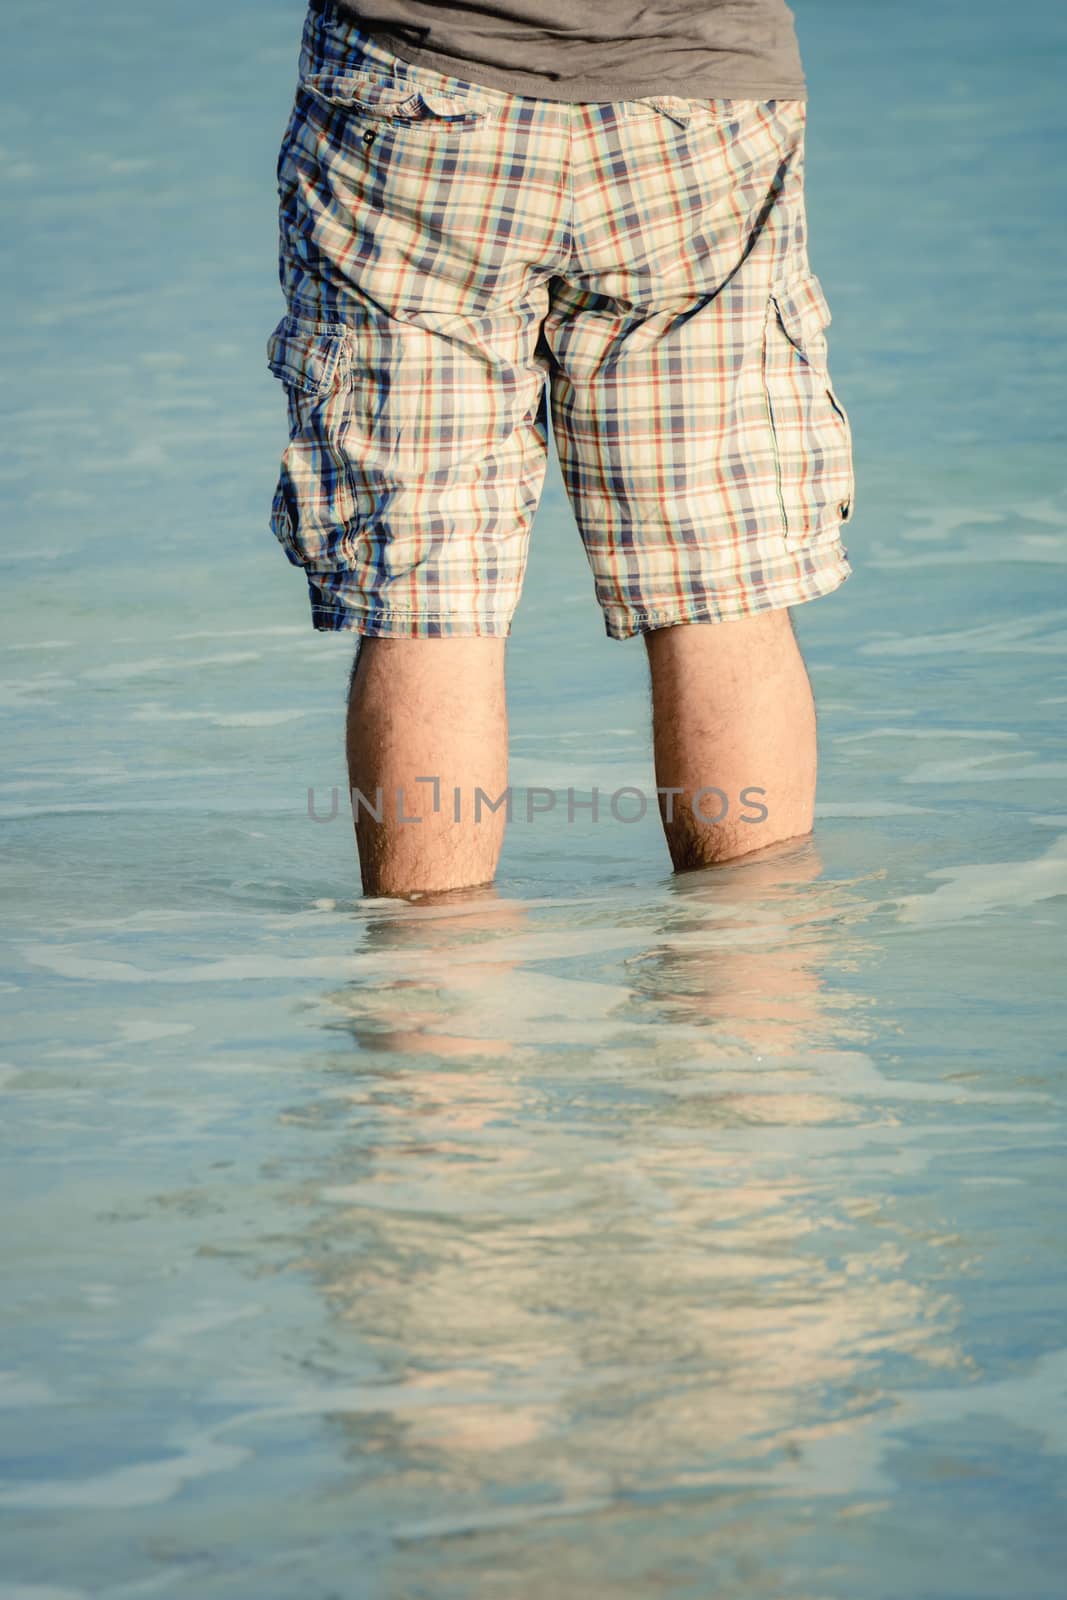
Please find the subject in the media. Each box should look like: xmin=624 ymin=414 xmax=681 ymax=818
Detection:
xmin=172 ymin=625 xmax=307 ymax=640
xmin=127 ymin=707 xmax=320 ymax=727
xmin=0 ymin=1372 xmax=58 ymax=1408
xmin=866 ymin=496 xmax=1067 ymax=570
xmin=115 ymin=1020 xmax=195 ymax=1044
xmin=760 ymin=1345 xmax=1067 ymax=1497
xmin=141 ymin=1304 xmax=263 ymax=1352
xmin=0 ymin=1586 xmax=88 ymax=1600
xmin=859 ymin=607 xmax=1067 ymax=657
xmin=895 ymin=833 xmax=1067 ymax=925
xmin=393 ymin=1494 xmax=614 ymax=1543
xmin=3 ymin=640 xmax=73 ymax=651
xmin=665 ymin=1047 xmax=1043 ymax=1105
xmin=80 ymin=653 xmax=260 ymax=683
xmin=901 ymin=756 xmax=1067 ymax=785
xmin=834 ymin=727 xmax=1020 ymax=745
xmin=19 ymin=946 xmax=364 ymax=984
xmin=897 ymin=506 xmax=1007 ymax=543
xmin=815 ymin=801 xmax=935 ymax=816
xmin=0 ymin=800 xmax=290 ymax=819
xmin=0 ymin=674 xmax=75 ymax=707
xmin=867 ymin=539 xmax=1067 ymax=571
xmin=0 ymin=1431 xmax=251 ymax=1510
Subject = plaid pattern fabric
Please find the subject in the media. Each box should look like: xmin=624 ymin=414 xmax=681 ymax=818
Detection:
xmin=268 ymin=1 xmax=854 ymax=638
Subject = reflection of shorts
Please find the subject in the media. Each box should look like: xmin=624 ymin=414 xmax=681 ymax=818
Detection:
xmin=267 ymin=0 xmax=854 ymax=639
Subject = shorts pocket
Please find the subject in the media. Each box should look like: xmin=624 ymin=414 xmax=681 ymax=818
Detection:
xmin=298 ymin=71 xmax=493 ymax=135
xmin=763 ymin=270 xmax=855 ymax=551
xmin=266 ymin=313 xmax=360 ymax=572
xmin=267 ymin=313 xmax=350 ymax=395
xmin=634 ymin=94 xmax=741 ymax=128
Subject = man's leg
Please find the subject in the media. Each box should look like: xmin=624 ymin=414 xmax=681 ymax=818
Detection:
xmin=539 ymin=98 xmax=851 ymax=875
xmin=645 ymin=607 xmax=817 ymax=871
xmin=346 ymin=636 xmax=509 ymax=898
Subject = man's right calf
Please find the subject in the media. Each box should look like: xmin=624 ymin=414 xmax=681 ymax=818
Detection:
xmin=345 ymin=635 xmax=510 ymax=897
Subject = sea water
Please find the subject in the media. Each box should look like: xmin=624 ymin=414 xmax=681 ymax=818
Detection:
xmin=1 ymin=0 xmax=1065 ymax=1593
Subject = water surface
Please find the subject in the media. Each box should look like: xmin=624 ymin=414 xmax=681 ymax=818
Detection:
xmin=2 ymin=0 xmax=1066 ymax=1594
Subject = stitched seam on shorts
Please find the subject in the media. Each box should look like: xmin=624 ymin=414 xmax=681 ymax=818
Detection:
xmin=760 ymin=303 xmax=789 ymax=538
xmin=604 ymin=553 xmax=850 ymax=620
xmin=562 ymin=104 xmax=575 ymax=268
xmin=311 ymin=604 xmax=514 ymax=620
xmin=604 ymin=567 xmax=850 ymax=634
xmin=827 ymin=387 xmax=856 ymax=519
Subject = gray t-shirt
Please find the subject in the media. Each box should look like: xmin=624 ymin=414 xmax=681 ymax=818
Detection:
xmin=316 ymin=1 xmax=807 ymax=103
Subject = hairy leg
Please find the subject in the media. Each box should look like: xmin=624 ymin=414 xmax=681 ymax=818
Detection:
xmin=346 ymin=636 xmax=509 ymax=897
xmin=644 ymin=608 xmax=818 ymax=870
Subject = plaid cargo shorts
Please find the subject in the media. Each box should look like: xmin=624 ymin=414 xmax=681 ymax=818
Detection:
xmin=267 ymin=0 xmax=854 ymax=639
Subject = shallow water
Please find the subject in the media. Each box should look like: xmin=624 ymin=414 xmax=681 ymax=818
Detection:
xmin=2 ymin=0 xmax=1066 ymax=1594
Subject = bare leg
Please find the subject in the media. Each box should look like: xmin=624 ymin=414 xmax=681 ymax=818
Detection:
xmin=346 ymin=636 xmax=509 ymax=897
xmin=644 ymin=608 xmax=818 ymax=870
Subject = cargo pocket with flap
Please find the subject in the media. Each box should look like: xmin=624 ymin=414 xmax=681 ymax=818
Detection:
xmin=762 ymin=270 xmax=855 ymax=552
xmin=266 ymin=312 xmax=359 ymax=572
xmin=297 ymin=71 xmax=493 ymax=147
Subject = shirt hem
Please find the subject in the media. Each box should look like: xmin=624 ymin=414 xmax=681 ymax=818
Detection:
xmin=359 ymin=28 xmax=808 ymax=105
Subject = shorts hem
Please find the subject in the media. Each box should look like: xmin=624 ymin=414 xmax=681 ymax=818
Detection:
xmin=601 ymin=547 xmax=852 ymax=641
xmin=308 ymin=594 xmax=515 ymax=638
